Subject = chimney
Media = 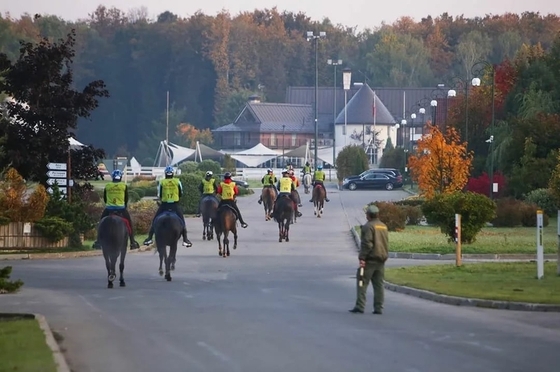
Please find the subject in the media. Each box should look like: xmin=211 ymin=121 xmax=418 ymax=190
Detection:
xmin=248 ymin=94 xmax=261 ymax=103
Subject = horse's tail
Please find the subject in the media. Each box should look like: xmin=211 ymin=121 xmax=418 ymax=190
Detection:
xmin=98 ymin=215 xmax=128 ymax=251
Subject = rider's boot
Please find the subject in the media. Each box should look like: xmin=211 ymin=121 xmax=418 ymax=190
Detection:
xmin=324 ymin=185 xmax=330 ymax=202
xmin=258 ymin=195 xmax=262 ymax=204
xmin=92 ymin=239 xmax=101 ymax=249
xmin=143 ymin=226 xmax=154 ymax=246
xmin=195 ymin=203 xmax=201 ymax=218
xmin=182 ymin=228 xmax=193 ymax=247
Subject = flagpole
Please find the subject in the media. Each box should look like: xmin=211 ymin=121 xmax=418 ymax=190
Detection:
xmin=373 ymin=91 xmax=377 ymax=164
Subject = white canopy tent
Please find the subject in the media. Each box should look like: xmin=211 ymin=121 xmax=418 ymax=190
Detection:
xmin=230 ymin=143 xmax=280 ymax=167
xmin=315 ymin=146 xmax=345 ymax=166
xmin=69 ymin=137 xmax=85 ymax=150
xmin=154 ymin=140 xmax=196 ymax=166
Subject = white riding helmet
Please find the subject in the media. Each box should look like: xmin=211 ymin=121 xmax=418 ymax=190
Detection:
xmin=267 ymin=168 xmax=273 ymax=173
xmin=206 ymin=171 xmax=213 ymax=177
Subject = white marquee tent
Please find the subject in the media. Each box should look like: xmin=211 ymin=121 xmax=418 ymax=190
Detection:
xmin=230 ymin=143 xmax=280 ymax=167
xmin=69 ymin=137 xmax=85 ymax=150
xmin=154 ymin=140 xmax=226 ymax=166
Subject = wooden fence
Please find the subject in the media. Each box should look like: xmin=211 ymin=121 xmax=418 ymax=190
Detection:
xmin=0 ymin=222 xmax=68 ymax=250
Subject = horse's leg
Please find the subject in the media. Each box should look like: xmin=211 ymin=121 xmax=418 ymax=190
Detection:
xmin=104 ymin=251 xmax=114 ymax=288
xmin=217 ymin=231 xmax=223 ymax=256
xmin=119 ymin=246 xmax=126 ymax=287
xmin=232 ymin=226 xmax=237 ymax=252
xmin=286 ymin=219 xmax=290 ymax=242
xmin=170 ymin=243 xmax=176 ymax=271
xmin=202 ymin=216 xmax=207 ymax=240
xmin=223 ymin=230 xmax=229 ymax=258
xmin=278 ymin=221 xmax=283 ymax=242
xmin=314 ymin=201 xmax=318 ymax=216
xmin=158 ymin=245 xmax=164 ymax=276
xmin=165 ymin=245 xmax=174 ymax=281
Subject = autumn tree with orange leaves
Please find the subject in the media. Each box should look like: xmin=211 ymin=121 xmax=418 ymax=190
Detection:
xmin=408 ymin=124 xmax=473 ymax=198
xmin=176 ymin=123 xmax=214 ymax=148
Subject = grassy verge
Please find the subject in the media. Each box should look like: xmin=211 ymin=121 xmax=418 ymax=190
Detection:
xmin=385 ymin=262 xmax=560 ymax=304
xmin=0 ymin=318 xmax=57 ymax=372
xmin=82 ymin=233 xmax=148 ymax=249
xmin=246 ymin=179 xmax=262 ymax=188
xmin=354 ymin=225 xmax=559 ymax=254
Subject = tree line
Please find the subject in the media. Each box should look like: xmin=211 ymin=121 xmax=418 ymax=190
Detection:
xmin=1 ymin=6 xmax=560 ymax=164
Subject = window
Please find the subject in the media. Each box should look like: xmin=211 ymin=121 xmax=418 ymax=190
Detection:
xmin=270 ymin=133 xmax=276 ymax=146
xmin=234 ymin=132 xmax=241 ymax=146
xmin=291 ymin=133 xmax=297 ymax=146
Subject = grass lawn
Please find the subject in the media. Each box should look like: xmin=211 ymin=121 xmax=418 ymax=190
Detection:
xmin=0 ymin=318 xmax=57 ymax=372
xmin=354 ymin=224 xmax=560 ymax=254
xmin=385 ymin=262 xmax=560 ymax=304
xmin=82 ymin=233 xmax=148 ymax=249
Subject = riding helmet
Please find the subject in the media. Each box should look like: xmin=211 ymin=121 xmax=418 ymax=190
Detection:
xmin=111 ymin=169 xmax=122 ymax=181
xmin=224 ymin=172 xmax=232 ymax=179
xmin=164 ymin=166 xmax=174 ymax=176
xmin=206 ymin=171 xmax=213 ymax=177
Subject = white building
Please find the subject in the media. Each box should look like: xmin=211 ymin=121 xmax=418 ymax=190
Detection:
xmin=334 ymin=83 xmax=397 ymax=166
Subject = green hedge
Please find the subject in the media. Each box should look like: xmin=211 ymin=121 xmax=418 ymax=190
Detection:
xmin=178 ymin=173 xmax=203 ymax=214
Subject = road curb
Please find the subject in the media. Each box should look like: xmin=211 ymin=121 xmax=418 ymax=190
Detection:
xmin=349 ymin=228 xmax=560 ymax=312
xmin=349 ymin=227 xmax=557 ymax=261
xmin=383 ymin=282 xmax=560 ymax=312
xmin=0 ymin=246 xmax=153 ymax=261
xmin=0 ymin=313 xmax=71 ymax=372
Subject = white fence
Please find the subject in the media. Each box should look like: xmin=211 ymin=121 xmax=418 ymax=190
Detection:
xmin=121 ymin=166 xmax=309 ymax=181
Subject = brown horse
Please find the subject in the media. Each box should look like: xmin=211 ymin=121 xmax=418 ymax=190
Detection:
xmin=261 ymin=187 xmax=276 ymax=221
xmin=274 ymin=195 xmax=293 ymax=242
xmin=313 ymin=184 xmax=325 ymax=218
xmin=214 ymin=204 xmax=238 ymax=257
xmin=291 ymin=189 xmax=300 ymax=223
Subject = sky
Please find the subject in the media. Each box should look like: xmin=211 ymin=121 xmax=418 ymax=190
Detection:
xmin=2 ymin=0 xmax=559 ymax=31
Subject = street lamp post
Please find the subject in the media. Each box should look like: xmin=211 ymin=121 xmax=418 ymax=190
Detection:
xmin=307 ymin=31 xmax=326 ymax=169
xmin=430 ymin=100 xmax=438 ymax=126
xmin=327 ymin=58 xmax=342 ymax=181
xmin=282 ymin=124 xmax=286 ymax=167
xmin=410 ymin=113 xmax=416 ymax=151
xmin=472 ymin=60 xmax=496 ymax=199
xmin=446 ymin=89 xmax=456 ymax=127
xmin=401 ymin=119 xmax=407 ymax=149
xmin=342 ymin=67 xmax=352 ymax=147
xmin=419 ymin=107 xmax=426 ymax=136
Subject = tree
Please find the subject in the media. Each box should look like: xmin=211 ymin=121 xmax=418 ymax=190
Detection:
xmin=408 ymin=124 xmax=473 ymax=198
xmin=0 ymin=28 xmax=108 ymax=185
xmin=176 ymin=123 xmax=214 ymax=148
xmin=0 ymin=168 xmax=48 ymax=224
xmin=335 ymin=145 xmax=368 ymax=181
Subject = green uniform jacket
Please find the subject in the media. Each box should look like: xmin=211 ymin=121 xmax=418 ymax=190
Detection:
xmin=359 ymin=218 xmax=389 ymax=263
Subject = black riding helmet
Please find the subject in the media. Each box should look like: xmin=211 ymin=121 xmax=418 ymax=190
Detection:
xmin=224 ymin=172 xmax=232 ymax=179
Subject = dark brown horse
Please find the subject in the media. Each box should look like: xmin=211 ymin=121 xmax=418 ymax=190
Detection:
xmin=290 ymin=189 xmax=300 ymax=223
xmin=313 ymin=184 xmax=325 ymax=218
xmin=261 ymin=187 xmax=276 ymax=221
xmin=274 ymin=195 xmax=293 ymax=242
xmin=214 ymin=204 xmax=238 ymax=257
xmin=200 ymin=195 xmax=219 ymax=240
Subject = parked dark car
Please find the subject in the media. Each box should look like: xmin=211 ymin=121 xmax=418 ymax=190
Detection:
xmin=342 ymin=172 xmax=403 ymax=191
xmin=360 ymin=168 xmax=402 ymax=178
xmin=217 ymin=174 xmax=249 ymax=189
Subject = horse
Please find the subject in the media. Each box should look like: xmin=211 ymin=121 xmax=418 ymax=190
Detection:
xmin=98 ymin=213 xmax=130 ymax=288
xmin=274 ymin=195 xmax=293 ymax=242
xmin=153 ymin=210 xmax=184 ymax=281
xmin=261 ymin=187 xmax=276 ymax=221
xmin=313 ymin=184 xmax=326 ymax=218
xmin=200 ymin=195 xmax=219 ymax=240
xmin=214 ymin=204 xmax=238 ymax=258
xmin=302 ymin=173 xmax=312 ymax=194
xmin=290 ymin=189 xmax=300 ymax=223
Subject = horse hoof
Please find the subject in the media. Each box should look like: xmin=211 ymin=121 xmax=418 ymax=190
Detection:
xmin=108 ymin=274 xmax=116 ymax=282
xmin=219 ymin=251 xmax=222 ymax=256
xmin=171 ymin=264 xmax=175 ymax=271
xmin=227 ymin=251 xmax=231 ymax=256
xmin=286 ymin=238 xmax=289 ymax=242
xmin=120 ymin=281 xmax=126 ymax=287
xmin=107 ymin=282 xmax=113 ymax=288
xmin=159 ymin=270 xmax=164 ymax=276
xmin=165 ymin=275 xmax=172 ymax=282
xmin=203 ymin=236 xmax=206 ymax=240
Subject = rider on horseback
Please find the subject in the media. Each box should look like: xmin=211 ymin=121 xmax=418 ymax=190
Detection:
xmin=92 ymin=170 xmax=140 ymax=249
xmin=143 ymin=166 xmax=192 ymax=247
xmin=196 ymin=171 xmax=218 ymax=217
xmin=273 ymin=170 xmax=303 ymax=218
xmin=309 ymin=164 xmax=330 ymax=203
xmin=302 ymin=161 xmax=312 ymax=175
xmin=257 ymin=168 xmax=278 ymax=205
xmin=289 ymin=170 xmax=303 ymax=207
xmin=217 ymin=172 xmax=249 ymax=228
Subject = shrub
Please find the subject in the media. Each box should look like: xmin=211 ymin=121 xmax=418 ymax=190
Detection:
xmin=520 ymin=202 xmax=550 ymax=227
xmin=366 ymin=201 xmax=407 ymax=231
xmin=466 ymin=171 xmax=507 ymax=198
xmin=402 ymin=205 xmax=423 ymax=225
xmin=130 ymin=180 xmax=157 ymax=188
xmin=197 ymin=159 xmax=222 ymax=175
xmin=524 ymin=188 xmax=557 ymax=217
xmin=394 ymin=197 xmax=425 ymax=207
xmin=223 ymin=154 xmax=236 ymax=174
xmin=0 ymin=168 xmax=48 ymax=223
xmin=238 ymin=187 xmax=254 ymax=196
xmin=492 ymin=198 xmax=523 ymax=227
xmin=336 ymin=145 xmax=369 ymax=181
xmin=128 ymin=189 xmax=141 ymax=203
xmin=178 ymin=173 xmax=203 ymax=214
xmin=0 ymin=266 xmax=24 ymax=293
xmin=179 ymin=161 xmax=199 ymax=174
xmin=131 ymin=187 xmax=145 ymax=198
xmin=34 ymin=216 xmax=74 ymax=242
xmin=129 ymin=199 xmax=159 ymax=234
xmin=132 ymin=175 xmax=156 ymax=182
xmin=422 ymin=191 xmax=496 ymax=244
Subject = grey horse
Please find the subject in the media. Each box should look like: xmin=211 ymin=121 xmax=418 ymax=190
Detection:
xmin=200 ymin=195 xmax=219 ymax=240
xmin=154 ymin=211 xmax=184 ymax=281
xmin=98 ymin=214 xmax=129 ymax=288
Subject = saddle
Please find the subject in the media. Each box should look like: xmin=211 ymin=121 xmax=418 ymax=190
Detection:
xmin=107 ymin=211 xmax=132 ymax=235
xmin=155 ymin=210 xmax=185 ymax=228
xmin=218 ymin=204 xmax=239 ymax=220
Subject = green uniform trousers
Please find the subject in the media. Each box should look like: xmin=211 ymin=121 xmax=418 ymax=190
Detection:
xmin=355 ymin=261 xmax=385 ymax=312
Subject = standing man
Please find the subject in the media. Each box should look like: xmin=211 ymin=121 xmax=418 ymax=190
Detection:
xmin=349 ymin=204 xmax=389 ymax=315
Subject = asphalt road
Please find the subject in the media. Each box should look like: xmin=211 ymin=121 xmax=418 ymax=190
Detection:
xmin=1 ymin=185 xmax=559 ymax=372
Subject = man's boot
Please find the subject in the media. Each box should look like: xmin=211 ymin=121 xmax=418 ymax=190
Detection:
xmin=258 ymin=195 xmax=262 ymax=204
xmin=324 ymin=185 xmax=330 ymax=202
xmin=143 ymin=226 xmax=154 ymax=245
xmin=195 ymin=202 xmax=201 ymax=217
xmin=182 ymin=228 xmax=192 ymax=247
xmin=92 ymin=239 xmax=101 ymax=249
